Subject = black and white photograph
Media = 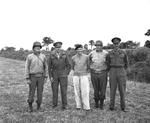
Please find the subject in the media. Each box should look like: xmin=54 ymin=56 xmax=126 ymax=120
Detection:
xmin=0 ymin=0 xmax=150 ymax=122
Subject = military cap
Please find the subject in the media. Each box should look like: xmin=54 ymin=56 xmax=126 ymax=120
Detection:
xmin=32 ymin=41 xmax=42 ymax=49
xmin=53 ymin=41 xmax=62 ymax=48
xmin=95 ymin=40 xmax=103 ymax=46
xmin=111 ymin=37 xmax=121 ymax=44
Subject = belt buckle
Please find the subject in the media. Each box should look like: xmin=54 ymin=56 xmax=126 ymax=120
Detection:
xmin=94 ymin=70 xmax=101 ymax=73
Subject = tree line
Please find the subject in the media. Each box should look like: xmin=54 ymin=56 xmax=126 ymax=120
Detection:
xmin=1 ymin=29 xmax=150 ymax=83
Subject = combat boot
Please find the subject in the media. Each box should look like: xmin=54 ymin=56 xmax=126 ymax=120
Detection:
xmin=100 ymin=100 xmax=104 ymax=110
xmin=37 ymin=104 xmax=41 ymax=110
xmin=94 ymin=101 xmax=99 ymax=108
xmin=28 ymin=103 xmax=33 ymax=112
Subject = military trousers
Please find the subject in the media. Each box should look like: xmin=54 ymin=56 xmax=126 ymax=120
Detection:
xmin=51 ymin=76 xmax=68 ymax=107
xmin=91 ymin=70 xmax=108 ymax=103
xmin=109 ymin=67 xmax=126 ymax=109
xmin=27 ymin=74 xmax=44 ymax=105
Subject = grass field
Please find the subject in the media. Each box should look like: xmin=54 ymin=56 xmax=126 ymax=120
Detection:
xmin=0 ymin=57 xmax=150 ymax=123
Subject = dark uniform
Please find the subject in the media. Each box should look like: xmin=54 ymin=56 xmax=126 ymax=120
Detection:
xmin=48 ymin=42 xmax=71 ymax=109
xmin=106 ymin=37 xmax=128 ymax=111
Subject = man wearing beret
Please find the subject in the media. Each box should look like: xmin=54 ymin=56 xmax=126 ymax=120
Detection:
xmin=48 ymin=41 xmax=71 ymax=110
xmin=89 ymin=40 xmax=108 ymax=109
xmin=106 ymin=37 xmax=128 ymax=111
xmin=25 ymin=41 xmax=48 ymax=112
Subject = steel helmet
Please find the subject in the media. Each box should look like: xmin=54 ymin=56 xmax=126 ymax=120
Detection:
xmin=32 ymin=41 xmax=42 ymax=49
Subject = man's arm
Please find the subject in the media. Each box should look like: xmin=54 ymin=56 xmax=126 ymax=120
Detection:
xmin=25 ymin=55 xmax=30 ymax=80
xmin=87 ymin=55 xmax=90 ymax=72
xmin=124 ymin=53 xmax=129 ymax=69
xmin=106 ymin=53 xmax=111 ymax=71
xmin=88 ymin=53 xmax=92 ymax=65
xmin=44 ymin=56 xmax=48 ymax=78
xmin=48 ymin=54 xmax=52 ymax=79
xmin=65 ymin=52 xmax=71 ymax=74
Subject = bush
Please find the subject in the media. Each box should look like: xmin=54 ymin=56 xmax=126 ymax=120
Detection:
xmin=0 ymin=49 xmax=31 ymax=61
xmin=132 ymin=47 xmax=150 ymax=62
xmin=127 ymin=47 xmax=150 ymax=83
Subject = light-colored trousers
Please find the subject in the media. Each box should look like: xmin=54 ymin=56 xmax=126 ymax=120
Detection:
xmin=73 ymin=75 xmax=90 ymax=110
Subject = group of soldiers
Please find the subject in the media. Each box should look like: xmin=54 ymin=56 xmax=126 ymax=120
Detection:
xmin=25 ymin=37 xmax=128 ymax=113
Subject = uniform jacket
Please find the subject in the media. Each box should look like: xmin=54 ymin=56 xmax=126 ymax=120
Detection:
xmin=106 ymin=49 xmax=128 ymax=70
xmin=48 ymin=49 xmax=71 ymax=78
xmin=25 ymin=53 xmax=48 ymax=79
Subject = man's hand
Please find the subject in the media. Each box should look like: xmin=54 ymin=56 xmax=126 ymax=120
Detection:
xmin=69 ymin=70 xmax=74 ymax=76
xmin=127 ymin=67 xmax=131 ymax=73
xmin=50 ymin=77 xmax=54 ymax=83
xmin=26 ymin=79 xmax=31 ymax=85
xmin=44 ymin=77 xmax=47 ymax=84
xmin=87 ymin=74 xmax=91 ymax=82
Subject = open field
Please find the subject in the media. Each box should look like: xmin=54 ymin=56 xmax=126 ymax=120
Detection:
xmin=0 ymin=57 xmax=150 ymax=123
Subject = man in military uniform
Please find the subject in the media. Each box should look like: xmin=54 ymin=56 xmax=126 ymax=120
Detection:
xmin=25 ymin=41 xmax=48 ymax=112
xmin=89 ymin=40 xmax=108 ymax=109
xmin=48 ymin=41 xmax=71 ymax=110
xmin=106 ymin=37 xmax=128 ymax=111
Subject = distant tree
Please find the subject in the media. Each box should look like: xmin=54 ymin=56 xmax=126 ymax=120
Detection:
xmin=42 ymin=37 xmax=54 ymax=51
xmin=84 ymin=44 xmax=88 ymax=50
xmin=89 ymin=40 xmax=95 ymax=50
xmin=0 ymin=48 xmax=4 ymax=54
xmin=19 ymin=48 xmax=24 ymax=51
xmin=120 ymin=41 xmax=140 ymax=49
xmin=119 ymin=42 xmax=127 ymax=49
xmin=103 ymin=43 xmax=114 ymax=49
xmin=5 ymin=46 xmax=16 ymax=52
xmin=145 ymin=29 xmax=150 ymax=36
xmin=144 ymin=40 xmax=150 ymax=48
xmin=51 ymin=47 xmax=55 ymax=51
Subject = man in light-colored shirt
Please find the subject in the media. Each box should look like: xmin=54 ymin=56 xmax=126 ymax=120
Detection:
xmin=89 ymin=40 xmax=108 ymax=109
xmin=25 ymin=41 xmax=48 ymax=112
xmin=71 ymin=44 xmax=91 ymax=111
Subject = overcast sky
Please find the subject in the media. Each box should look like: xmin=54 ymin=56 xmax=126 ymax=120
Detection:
xmin=0 ymin=0 xmax=150 ymax=50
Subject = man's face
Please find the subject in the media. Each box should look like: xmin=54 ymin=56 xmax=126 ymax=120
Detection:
xmin=76 ymin=48 xmax=83 ymax=55
xmin=33 ymin=46 xmax=41 ymax=53
xmin=113 ymin=40 xmax=120 ymax=49
xmin=95 ymin=45 xmax=102 ymax=51
xmin=55 ymin=46 xmax=61 ymax=52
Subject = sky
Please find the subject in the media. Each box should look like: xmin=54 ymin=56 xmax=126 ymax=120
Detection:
xmin=0 ymin=0 xmax=150 ymax=50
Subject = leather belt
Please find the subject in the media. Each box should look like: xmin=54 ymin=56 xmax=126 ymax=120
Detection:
xmin=30 ymin=73 xmax=44 ymax=77
xmin=110 ymin=65 xmax=124 ymax=68
xmin=90 ymin=69 xmax=106 ymax=74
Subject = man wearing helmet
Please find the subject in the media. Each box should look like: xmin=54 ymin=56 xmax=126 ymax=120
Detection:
xmin=89 ymin=40 xmax=108 ymax=109
xmin=25 ymin=41 xmax=48 ymax=112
